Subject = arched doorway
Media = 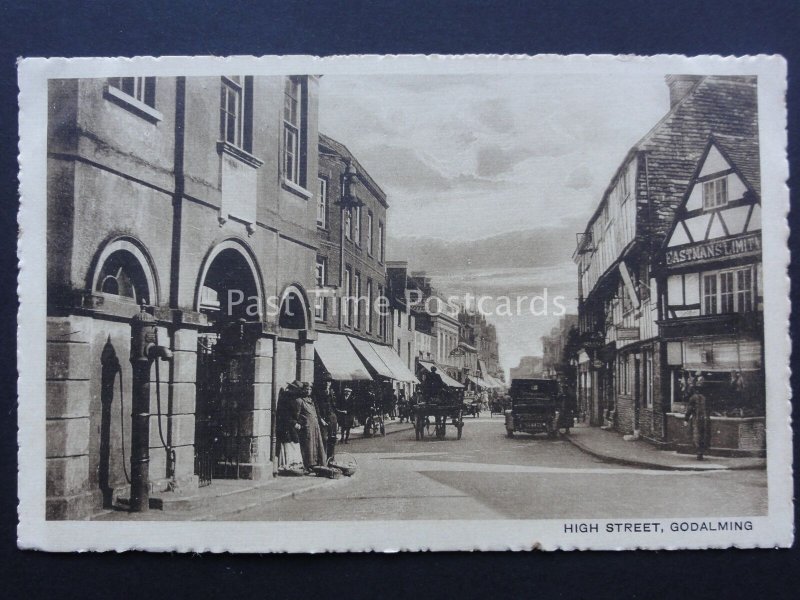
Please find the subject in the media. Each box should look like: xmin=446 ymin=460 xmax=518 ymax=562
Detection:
xmin=274 ymin=285 xmax=314 ymax=417
xmin=194 ymin=242 xmax=263 ymax=484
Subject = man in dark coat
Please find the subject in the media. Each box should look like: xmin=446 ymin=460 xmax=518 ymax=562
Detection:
xmin=685 ymin=380 xmax=712 ymax=460
xmin=289 ymin=381 xmax=327 ymax=472
xmin=314 ymin=374 xmax=338 ymax=459
xmin=425 ymin=366 xmax=445 ymax=401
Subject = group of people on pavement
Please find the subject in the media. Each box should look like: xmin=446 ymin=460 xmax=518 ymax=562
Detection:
xmin=276 ymin=374 xmax=414 ymax=475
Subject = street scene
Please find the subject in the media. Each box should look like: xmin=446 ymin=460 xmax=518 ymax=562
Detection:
xmin=41 ymin=65 xmax=769 ymax=526
xmin=230 ymin=415 xmax=766 ymax=522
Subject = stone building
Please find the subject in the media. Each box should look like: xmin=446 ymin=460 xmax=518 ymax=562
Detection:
xmin=47 ymin=75 xmax=322 ymax=519
xmin=574 ymin=75 xmax=760 ymax=450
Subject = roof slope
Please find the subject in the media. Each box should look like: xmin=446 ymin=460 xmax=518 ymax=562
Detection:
xmin=581 ymin=76 xmax=758 ymax=246
xmin=635 ymin=75 xmax=759 ymax=242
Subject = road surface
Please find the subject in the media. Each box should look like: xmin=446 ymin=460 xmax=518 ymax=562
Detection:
xmin=230 ymin=414 xmax=767 ymax=521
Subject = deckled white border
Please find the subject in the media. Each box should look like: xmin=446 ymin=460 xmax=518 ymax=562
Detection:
xmin=17 ymin=54 xmax=792 ymax=552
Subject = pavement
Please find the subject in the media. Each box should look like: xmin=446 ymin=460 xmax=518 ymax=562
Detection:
xmin=562 ymin=423 xmax=766 ymax=471
xmin=92 ymin=417 xmax=414 ymax=522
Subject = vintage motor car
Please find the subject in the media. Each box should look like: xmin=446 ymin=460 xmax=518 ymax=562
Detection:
xmin=505 ymin=377 xmax=561 ymax=438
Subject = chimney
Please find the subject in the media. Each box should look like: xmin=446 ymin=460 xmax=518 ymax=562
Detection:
xmin=665 ymin=75 xmax=703 ymax=108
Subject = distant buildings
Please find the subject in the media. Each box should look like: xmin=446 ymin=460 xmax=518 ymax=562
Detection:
xmin=510 ymin=356 xmax=544 ymax=380
xmin=541 ymin=314 xmax=579 ymax=378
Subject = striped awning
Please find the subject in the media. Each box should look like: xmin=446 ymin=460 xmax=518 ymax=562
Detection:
xmin=315 ymin=333 xmax=372 ymax=381
xmin=349 ymin=337 xmax=395 ymax=379
xmin=372 ymin=343 xmax=420 ymax=383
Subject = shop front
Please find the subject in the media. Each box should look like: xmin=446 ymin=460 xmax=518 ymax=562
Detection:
xmin=657 ymin=137 xmax=764 ymax=456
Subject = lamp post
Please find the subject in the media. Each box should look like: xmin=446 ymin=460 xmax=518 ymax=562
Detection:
xmin=335 ymin=160 xmax=364 ymax=329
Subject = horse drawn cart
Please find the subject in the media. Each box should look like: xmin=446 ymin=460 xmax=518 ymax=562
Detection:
xmin=413 ymin=390 xmax=465 ymax=440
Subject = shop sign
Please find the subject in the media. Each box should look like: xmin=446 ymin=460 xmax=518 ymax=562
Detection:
xmin=665 ymin=232 xmax=760 ymax=266
xmin=617 ymin=327 xmax=639 ymax=341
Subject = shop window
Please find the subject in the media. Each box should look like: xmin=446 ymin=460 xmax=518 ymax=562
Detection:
xmin=96 ymin=250 xmax=150 ymax=304
xmin=702 ymin=176 xmax=728 ymax=209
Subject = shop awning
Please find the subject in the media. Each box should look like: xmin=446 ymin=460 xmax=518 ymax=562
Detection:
xmin=488 ymin=376 xmax=506 ymax=388
xmin=477 ymin=359 xmax=489 ymax=378
xmin=418 ymin=361 xmax=464 ymax=389
xmin=467 ymin=375 xmax=488 ymax=388
xmin=349 ymin=337 xmax=395 ymax=379
xmin=315 ymin=333 xmax=372 ymax=381
xmin=372 ymin=343 xmax=420 ymax=383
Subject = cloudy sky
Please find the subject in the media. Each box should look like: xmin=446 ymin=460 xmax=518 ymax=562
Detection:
xmin=319 ymin=72 xmax=673 ymax=377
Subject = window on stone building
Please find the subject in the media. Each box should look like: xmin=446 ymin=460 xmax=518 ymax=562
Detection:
xmin=366 ymin=279 xmax=373 ymax=333
xmin=378 ymin=221 xmax=385 ymax=263
xmin=702 ymin=176 xmax=728 ymax=209
xmin=317 ymin=178 xmax=328 ymax=228
xmin=344 ymin=209 xmax=352 ymax=240
xmin=220 ymin=76 xmax=244 ymax=147
xmin=354 ymin=205 xmax=361 ymax=245
xmin=97 ymin=250 xmax=150 ymax=304
xmin=367 ymin=211 xmax=373 ymax=255
xmin=353 ymin=272 xmax=361 ymax=329
xmin=344 ymin=265 xmax=352 ymax=327
xmin=315 ymin=256 xmax=327 ymax=321
xmin=109 ymin=77 xmax=156 ymax=108
xmin=283 ymin=77 xmax=305 ymax=186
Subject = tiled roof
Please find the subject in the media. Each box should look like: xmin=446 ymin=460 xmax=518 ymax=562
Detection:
xmin=635 ymin=75 xmax=759 ymax=241
xmin=582 ymin=76 xmax=758 ymax=245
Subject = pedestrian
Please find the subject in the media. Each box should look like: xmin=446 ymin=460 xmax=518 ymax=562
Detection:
xmin=275 ymin=386 xmax=304 ymax=475
xmin=314 ymin=373 xmax=338 ymax=460
xmin=390 ymin=388 xmax=399 ymax=420
xmin=337 ymin=387 xmax=355 ymax=444
xmin=684 ymin=380 xmax=712 ymax=460
xmin=289 ymin=381 xmax=327 ymax=473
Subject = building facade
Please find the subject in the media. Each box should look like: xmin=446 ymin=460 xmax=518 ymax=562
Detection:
xmin=574 ymin=75 xmax=761 ymax=452
xmin=47 ymin=75 xmax=322 ymax=519
xmin=459 ymin=310 xmax=503 ymax=382
xmin=657 ymin=135 xmax=764 ymax=454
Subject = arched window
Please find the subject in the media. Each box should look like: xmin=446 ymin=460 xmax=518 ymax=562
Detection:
xmin=95 ymin=250 xmax=150 ymax=304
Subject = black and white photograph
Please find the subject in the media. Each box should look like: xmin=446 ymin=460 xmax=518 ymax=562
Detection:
xmin=17 ymin=54 xmax=791 ymax=552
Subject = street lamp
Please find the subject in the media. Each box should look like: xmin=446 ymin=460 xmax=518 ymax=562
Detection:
xmin=334 ymin=160 xmax=365 ymax=329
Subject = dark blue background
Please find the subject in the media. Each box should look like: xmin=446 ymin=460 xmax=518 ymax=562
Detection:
xmin=1 ymin=1 xmax=798 ymax=597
